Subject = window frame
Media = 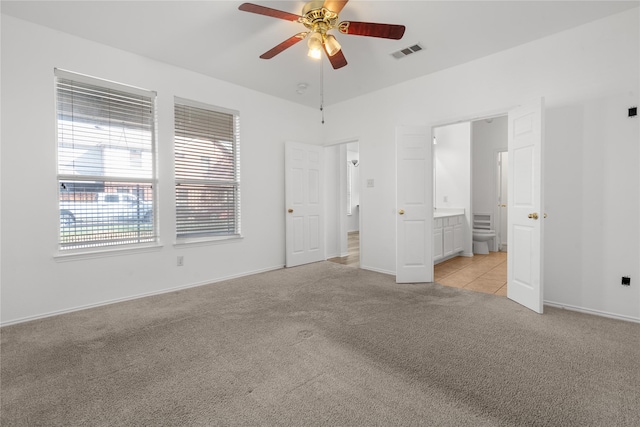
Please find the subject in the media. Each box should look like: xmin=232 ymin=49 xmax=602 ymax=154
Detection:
xmin=173 ymin=97 xmax=241 ymax=245
xmin=54 ymin=69 xmax=159 ymax=255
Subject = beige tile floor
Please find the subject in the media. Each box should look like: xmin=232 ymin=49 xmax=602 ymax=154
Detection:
xmin=434 ymin=252 xmax=507 ymax=296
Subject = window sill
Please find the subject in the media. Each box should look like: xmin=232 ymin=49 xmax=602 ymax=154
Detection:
xmin=174 ymin=235 xmax=243 ymax=248
xmin=54 ymin=243 xmax=164 ymax=262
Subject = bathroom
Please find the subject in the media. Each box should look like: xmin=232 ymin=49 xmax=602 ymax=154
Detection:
xmin=433 ymin=115 xmax=508 ymax=263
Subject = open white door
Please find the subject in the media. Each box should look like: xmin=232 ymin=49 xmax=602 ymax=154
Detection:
xmin=396 ymin=126 xmax=433 ymax=283
xmin=285 ymin=141 xmax=325 ymax=267
xmin=507 ymin=99 xmax=545 ymax=313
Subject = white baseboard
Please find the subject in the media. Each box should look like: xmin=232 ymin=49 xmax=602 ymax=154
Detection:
xmin=544 ymin=300 xmax=640 ymax=324
xmin=360 ymin=265 xmax=395 ymax=276
xmin=1 ymin=265 xmax=285 ymax=327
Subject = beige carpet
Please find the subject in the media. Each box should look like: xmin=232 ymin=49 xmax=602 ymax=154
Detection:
xmin=2 ymin=261 xmax=639 ymax=426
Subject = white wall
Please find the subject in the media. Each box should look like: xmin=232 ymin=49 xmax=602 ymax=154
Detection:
xmin=0 ymin=16 xmax=322 ymax=324
xmin=323 ymin=9 xmax=639 ymax=320
xmin=2 ymin=9 xmax=639 ymax=324
xmin=434 ymin=123 xmax=470 ymax=210
xmin=471 ymin=117 xmax=508 ymax=215
xmin=434 ymin=122 xmax=472 ymax=255
xmin=472 ymin=116 xmax=508 ymax=250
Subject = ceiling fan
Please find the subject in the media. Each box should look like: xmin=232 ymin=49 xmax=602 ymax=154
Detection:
xmin=238 ymin=0 xmax=406 ymax=69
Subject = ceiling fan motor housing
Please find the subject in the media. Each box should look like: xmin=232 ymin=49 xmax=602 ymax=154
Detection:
xmin=301 ymin=2 xmax=339 ymax=35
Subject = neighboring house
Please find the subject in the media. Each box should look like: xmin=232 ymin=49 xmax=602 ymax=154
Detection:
xmin=1 ymin=7 xmax=638 ymax=325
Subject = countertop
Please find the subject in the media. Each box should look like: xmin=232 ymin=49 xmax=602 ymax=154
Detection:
xmin=434 ymin=208 xmax=465 ymax=218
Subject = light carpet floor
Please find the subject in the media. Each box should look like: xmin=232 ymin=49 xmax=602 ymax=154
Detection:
xmin=2 ymin=261 xmax=639 ymax=426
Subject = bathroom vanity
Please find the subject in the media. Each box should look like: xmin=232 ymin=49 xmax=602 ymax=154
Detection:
xmin=434 ymin=209 xmax=465 ymax=262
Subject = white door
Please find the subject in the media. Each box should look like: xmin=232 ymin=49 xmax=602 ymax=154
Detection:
xmin=285 ymin=141 xmax=325 ymax=267
xmin=507 ymin=99 xmax=545 ymax=313
xmin=396 ymin=126 xmax=433 ymax=283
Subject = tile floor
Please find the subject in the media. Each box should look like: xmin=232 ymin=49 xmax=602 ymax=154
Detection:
xmin=434 ymin=251 xmax=508 ymax=296
xmin=329 ymin=237 xmax=507 ymax=297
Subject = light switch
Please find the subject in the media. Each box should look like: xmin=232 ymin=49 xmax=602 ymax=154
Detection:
xmin=367 ymin=179 xmax=374 ymax=188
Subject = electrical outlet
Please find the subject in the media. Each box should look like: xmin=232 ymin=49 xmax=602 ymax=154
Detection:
xmin=621 ymin=276 xmax=630 ymax=286
xmin=177 ymin=256 xmax=184 ymax=267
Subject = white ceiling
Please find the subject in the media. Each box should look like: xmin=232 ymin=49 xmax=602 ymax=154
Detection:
xmin=2 ymin=1 xmax=638 ymax=108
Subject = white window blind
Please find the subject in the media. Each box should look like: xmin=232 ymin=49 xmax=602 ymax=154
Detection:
xmin=174 ymin=98 xmax=240 ymax=240
xmin=56 ymin=69 xmax=157 ymax=250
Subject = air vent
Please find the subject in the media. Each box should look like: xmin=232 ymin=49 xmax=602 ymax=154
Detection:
xmin=391 ymin=43 xmax=424 ymax=59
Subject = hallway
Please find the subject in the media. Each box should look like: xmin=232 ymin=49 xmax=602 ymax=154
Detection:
xmin=327 ymin=232 xmax=360 ymax=268
xmin=435 ymin=252 xmax=507 ymax=296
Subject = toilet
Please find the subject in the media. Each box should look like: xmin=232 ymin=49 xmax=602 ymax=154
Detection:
xmin=472 ymin=213 xmax=497 ymax=254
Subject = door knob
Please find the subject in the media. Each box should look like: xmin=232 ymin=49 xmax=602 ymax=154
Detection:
xmin=287 ymin=208 xmax=293 ymax=213
xmin=398 ymin=209 xmax=405 ymax=215
xmin=498 ymin=204 xmax=506 ymax=207
xmin=528 ymin=212 xmax=539 ymax=220
xmin=544 ymin=213 xmax=547 ymax=218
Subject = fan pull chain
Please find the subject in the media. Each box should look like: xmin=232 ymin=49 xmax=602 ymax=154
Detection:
xmin=320 ymin=58 xmax=325 ymax=124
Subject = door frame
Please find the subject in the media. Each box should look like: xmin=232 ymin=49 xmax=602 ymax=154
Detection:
xmin=324 ymin=137 xmax=361 ymax=267
xmin=427 ymin=104 xmax=544 ymax=303
xmin=426 ymin=102 xmax=543 ymax=312
xmin=429 ymin=108 xmax=510 ymax=275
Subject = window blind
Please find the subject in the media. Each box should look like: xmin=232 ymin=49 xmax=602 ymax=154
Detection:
xmin=55 ymin=69 xmax=157 ymax=250
xmin=174 ymin=98 xmax=240 ymax=239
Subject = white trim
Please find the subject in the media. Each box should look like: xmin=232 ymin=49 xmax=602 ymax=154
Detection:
xmin=174 ymin=235 xmax=243 ymax=248
xmin=323 ymin=136 xmax=360 ymax=147
xmin=174 ymin=96 xmax=239 ymax=117
xmin=0 ymin=264 xmax=284 ymax=327
xmin=360 ymin=265 xmax=395 ymax=276
xmin=544 ymin=300 xmax=640 ymax=324
xmin=54 ymin=243 xmax=163 ymax=262
xmin=54 ymin=68 xmax=156 ymax=97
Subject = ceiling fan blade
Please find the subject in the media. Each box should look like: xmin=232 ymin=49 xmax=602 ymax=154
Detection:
xmin=260 ymin=32 xmax=308 ymax=59
xmin=338 ymin=21 xmax=406 ymax=40
xmin=238 ymin=3 xmax=301 ymax=22
xmin=323 ymin=0 xmax=349 ymax=14
xmin=324 ymin=46 xmax=347 ymax=70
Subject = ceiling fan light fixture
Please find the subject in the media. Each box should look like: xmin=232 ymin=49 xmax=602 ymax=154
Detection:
xmin=307 ymin=32 xmax=323 ymax=59
xmin=324 ymin=34 xmax=341 ymax=56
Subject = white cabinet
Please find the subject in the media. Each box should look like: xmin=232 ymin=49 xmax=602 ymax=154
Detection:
xmin=443 ymin=224 xmax=454 ymax=257
xmin=433 ymin=219 xmax=443 ymax=260
xmin=434 ymin=214 xmax=464 ymax=262
xmin=453 ymin=222 xmax=463 ymax=253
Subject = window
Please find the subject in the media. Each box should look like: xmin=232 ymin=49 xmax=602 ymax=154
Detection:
xmin=56 ymin=69 xmax=157 ymax=251
xmin=174 ymin=98 xmax=240 ymax=241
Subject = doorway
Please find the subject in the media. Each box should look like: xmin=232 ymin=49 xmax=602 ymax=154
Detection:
xmin=327 ymin=141 xmax=361 ymax=268
xmin=433 ymin=115 xmax=508 ymax=294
